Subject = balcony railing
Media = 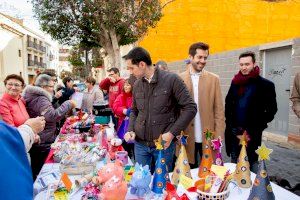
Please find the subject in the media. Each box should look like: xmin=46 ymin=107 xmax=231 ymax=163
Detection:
xmin=27 ymin=41 xmax=46 ymax=53
xmin=28 ymin=60 xmax=34 ymax=67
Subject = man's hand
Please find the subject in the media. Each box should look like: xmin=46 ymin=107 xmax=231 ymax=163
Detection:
xmin=54 ymin=90 xmax=62 ymax=99
xmin=124 ymin=131 xmax=136 ymax=142
xmin=162 ymin=132 xmax=174 ymax=149
xmin=108 ymin=76 xmax=116 ymax=83
xmin=70 ymin=100 xmax=77 ymax=108
xmin=24 ymin=117 xmax=46 ymax=134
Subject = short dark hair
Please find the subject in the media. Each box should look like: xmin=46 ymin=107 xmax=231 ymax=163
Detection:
xmin=239 ymin=51 xmax=256 ymax=63
xmin=123 ymin=47 xmax=152 ymax=66
xmin=189 ymin=42 xmax=210 ymax=57
xmin=85 ymin=76 xmax=96 ymax=85
xmin=41 ymin=69 xmax=57 ymax=77
xmin=4 ymin=74 xmax=25 ymax=86
xmin=107 ymin=67 xmax=120 ymax=75
xmin=63 ymin=77 xmax=73 ymax=86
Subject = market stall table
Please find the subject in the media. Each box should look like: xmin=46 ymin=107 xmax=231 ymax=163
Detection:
xmin=34 ymin=162 xmax=300 ymax=200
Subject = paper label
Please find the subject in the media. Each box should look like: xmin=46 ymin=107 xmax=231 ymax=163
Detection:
xmin=179 ymin=174 xmax=194 ymax=189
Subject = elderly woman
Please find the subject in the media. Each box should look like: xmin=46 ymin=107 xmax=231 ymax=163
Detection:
xmin=23 ymin=74 xmax=76 ymax=179
xmin=0 ymin=74 xmax=29 ymax=127
xmin=82 ymin=76 xmax=104 ymax=112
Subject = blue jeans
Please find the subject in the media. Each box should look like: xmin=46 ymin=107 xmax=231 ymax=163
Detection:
xmin=134 ymin=142 xmax=175 ymax=174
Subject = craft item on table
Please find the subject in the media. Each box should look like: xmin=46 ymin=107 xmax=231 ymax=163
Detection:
xmin=36 ymin=171 xmax=60 ymax=190
xmin=195 ymin=129 xmax=214 ymax=191
xmin=152 ymin=135 xmax=170 ymax=195
xmin=75 ymin=173 xmax=94 ymax=188
xmin=105 ymin=124 xmax=115 ymax=142
xmin=124 ymin=165 xmax=135 ymax=182
xmin=60 ymin=173 xmax=72 ymax=192
xmin=178 ymin=174 xmax=194 ymax=190
xmin=247 ymin=143 xmax=275 ymax=200
xmin=129 ymin=163 xmax=151 ymax=198
xmin=115 ymin=151 xmax=128 ymax=165
xmin=108 ymin=137 xmax=123 ymax=159
xmin=210 ymin=177 xmax=223 ymax=193
xmin=165 ymin=182 xmax=190 ymax=200
xmin=233 ymin=131 xmax=252 ymax=188
xmin=92 ymin=160 xmax=124 ymax=185
xmin=176 ymin=184 xmax=198 ymax=200
xmin=82 ymin=182 xmax=100 ymax=200
xmin=210 ymin=165 xmax=229 ymax=181
xmin=98 ymin=175 xmax=128 ymax=200
xmin=172 ymin=132 xmax=191 ymax=187
xmin=211 ymin=136 xmax=224 ymax=166
xmin=54 ymin=188 xmax=68 ymax=200
xmin=218 ymin=170 xmax=232 ymax=193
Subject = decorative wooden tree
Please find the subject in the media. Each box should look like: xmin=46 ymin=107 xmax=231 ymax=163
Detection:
xmin=171 ymin=131 xmax=191 ymax=186
xmin=248 ymin=143 xmax=275 ymax=200
xmin=234 ymin=131 xmax=252 ymax=188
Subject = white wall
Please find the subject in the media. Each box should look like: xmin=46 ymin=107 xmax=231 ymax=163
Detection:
xmin=0 ymin=29 xmax=25 ymax=94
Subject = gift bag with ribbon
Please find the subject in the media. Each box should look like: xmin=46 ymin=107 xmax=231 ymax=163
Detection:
xmin=117 ymin=117 xmax=129 ymax=139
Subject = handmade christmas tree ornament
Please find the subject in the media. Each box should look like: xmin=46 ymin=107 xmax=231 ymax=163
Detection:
xmin=152 ymin=135 xmax=170 ymax=194
xmin=211 ymin=136 xmax=224 ymax=166
xmin=234 ymin=131 xmax=252 ymax=188
xmin=247 ymin=143 xmax=275 ymax=200
xmin=172 ymin=132 xmax=191 ymax=186
xmin=195 ymin=129 xmax=214 ymax=191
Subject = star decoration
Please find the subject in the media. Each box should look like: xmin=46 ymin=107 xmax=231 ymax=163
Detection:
xmin=204 ymin=129 xmax=213 ymax=140
xmin=176 ymin=131 xmax=189 ymax=145
xmin=255 ymin=142 xmax=273 ymax=161
xmin=211 ymin=136 xmax=223 ymax=152
xmin=154 ymin=135 xmax=164 ymax=150
xmin=237 ymin=131 xmax=250 ymax=146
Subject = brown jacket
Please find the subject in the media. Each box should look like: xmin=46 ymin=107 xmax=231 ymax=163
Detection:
xmin=128 ymin=68 xmax=197 ymax=146
xmin=291 ymin=72 xmax=300 ymax=118
xmin=178 ymin=67 xmax=225 ymax=164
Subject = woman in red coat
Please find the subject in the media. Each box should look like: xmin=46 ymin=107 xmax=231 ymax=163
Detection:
xmin=113 ymin=79 xmax=134 ymax=158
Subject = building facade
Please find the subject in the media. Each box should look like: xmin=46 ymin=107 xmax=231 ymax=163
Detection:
xmin=0 ymin=13 xmax=60 ymax=92
xmin=138 ymin=0 xmax=300 ymax=63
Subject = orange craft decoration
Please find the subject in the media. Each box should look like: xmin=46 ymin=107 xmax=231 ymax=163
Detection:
xmin=194 ymin=129 xmax=214 ymax=191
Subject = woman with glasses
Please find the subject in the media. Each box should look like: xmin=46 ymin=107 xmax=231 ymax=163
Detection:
xmin=23 ymin=74 xmax=76 ymax=179
xmin=0 ymin=74 xmax=30 ymax=127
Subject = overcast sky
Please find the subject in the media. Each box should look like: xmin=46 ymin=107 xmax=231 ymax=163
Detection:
xmin=0 ymin=0 xmax=41 ymax=31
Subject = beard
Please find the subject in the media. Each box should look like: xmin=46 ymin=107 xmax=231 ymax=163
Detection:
xmin=191 ymin=61 xmax=204 ymax=73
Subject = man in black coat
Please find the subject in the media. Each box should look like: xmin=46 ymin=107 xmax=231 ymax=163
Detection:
xmin=123 ymin=47 xmax=197 ymax=172
xmin=225 ymin=51 xmax=277 ymax=173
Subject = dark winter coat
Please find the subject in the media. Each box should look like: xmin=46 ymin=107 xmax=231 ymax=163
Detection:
xmin=23 ymin=85 xmax=72 ymax=149
xmin=128 ymin=68 xmax=197 ymax=146
xmin=225 ymin=76 xmax=277 ymax=158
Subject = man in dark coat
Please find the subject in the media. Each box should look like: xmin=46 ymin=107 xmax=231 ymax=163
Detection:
xmin=123 ymin=47 xmax=197 ymax=172
xmin=225 ymin=51 xmax=277 ymax=173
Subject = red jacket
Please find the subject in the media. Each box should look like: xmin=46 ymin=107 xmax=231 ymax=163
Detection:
xmin=112 ymin=92 xmax=133 ymax=128
xmin=99 ymin=78 xmax=125 ymax=108
xmin=0 ymin=93 xmax=29 ymax=127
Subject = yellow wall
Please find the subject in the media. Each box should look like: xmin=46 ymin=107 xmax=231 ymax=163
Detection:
xmin=138 ymin=0 xmax=300 ymax=62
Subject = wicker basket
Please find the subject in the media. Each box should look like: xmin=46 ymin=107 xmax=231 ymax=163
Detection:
xmin=197 ymin=189 xmax=230 ymax=200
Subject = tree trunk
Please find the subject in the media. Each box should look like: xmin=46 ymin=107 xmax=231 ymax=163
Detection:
xmin=109 ymin=29 xmax=121 ymax=69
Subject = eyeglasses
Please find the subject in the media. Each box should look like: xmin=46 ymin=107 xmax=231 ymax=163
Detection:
xmin=6 ymin=83 xmax=22 ymax=88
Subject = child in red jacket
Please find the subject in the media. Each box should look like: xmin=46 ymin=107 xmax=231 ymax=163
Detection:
xmin=113 ymin=79 xmax=134 ymax=158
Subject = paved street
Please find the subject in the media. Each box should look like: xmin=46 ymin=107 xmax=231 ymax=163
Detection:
xmin=222 ymin=140 xmax=300 ymax=196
